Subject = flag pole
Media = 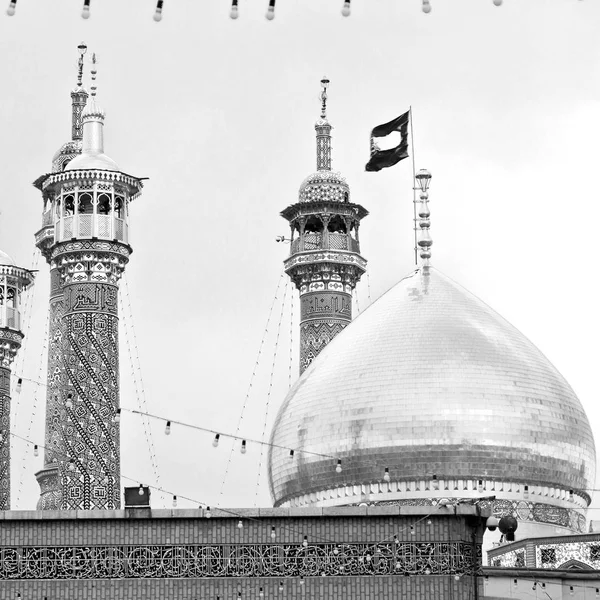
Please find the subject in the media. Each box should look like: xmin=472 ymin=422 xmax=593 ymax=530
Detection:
xmin=409 ymin=106 xmax=418 ymax=266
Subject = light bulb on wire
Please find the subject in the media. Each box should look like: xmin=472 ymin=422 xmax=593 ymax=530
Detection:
xmin=212 ymin=433 xmax=220 ymax=447
xmin=341 ymin=1 xmax=351 ymax=16
xmin=493 ymin=0 xmax=502 ymax=5
xmin=205 ymin=506 xmax=212 ymax=519
xmin=271 ymin=526 xmax=276 ymax=539
xmin=153 ymin=0 xmax=163 ymax=21
xmin=138 ymin=484 xmax=144 ymax=496
xmin=336 ymin=459 xmax=342 ymax=473
xmin=6 ymin=0 xmax=16 ymax=16
xmin=65 ymin=393 xmax=73 ymax=410
xmin=165 ymin=420 xmax=171 ymax=435
xmin=172 ymin=495 xmax=177 ymax=508
xmin=15 ymin=378 xmax=22 ymax=393
xmin=81 ymin=0 xmax=90 ymax=19
xmin=241 ymin=440 xmax=247 ymax=454
xmin=383 ymin=467 xmax=390 ymax=482
xmin=422 ymin=0 xmax=431 ymax=13
xmin=230 ymin=0 xmax=239 ymax=19
xmin=115 ymin=408 xmax=121 ymax=423
xmin=34 ymin=444 xmax=39 ymax=457
xmin=265 ymin=0 xmax=275 ymax=20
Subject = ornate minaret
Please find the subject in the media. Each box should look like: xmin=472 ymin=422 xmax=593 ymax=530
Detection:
xmin=281 ymin=78 xmax=368 ymax=373
xmin=0 ymin=251 xmax=34 ymax=510
xmin=33 ymin=52 xmax=144 ymax=510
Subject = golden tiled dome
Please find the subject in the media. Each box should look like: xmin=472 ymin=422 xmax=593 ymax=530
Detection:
xmin=268 ymin=267 xmax=596 ymax=508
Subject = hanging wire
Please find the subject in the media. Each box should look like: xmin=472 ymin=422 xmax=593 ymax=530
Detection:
xmin=218 ymin=270 xmax=285 ymax=502
xmin=354 ymin=286 xmax=361 ymax=315
xmin=9 ymin=428 xmax=449 ymax=555
xmin=15 ymin=309 xmax=48 ymax=508
xmin=366 ymin=271 xmax=372 ymax=306
xmin=288 ymin=289 xmax=294 ymax=390
xmin=10 ymin=247 xmax=40 ymax=405
xmin=120 ymin=273 xmax=162 ymax=502
xmin=254 ymin=278 xmax=289 ymax=505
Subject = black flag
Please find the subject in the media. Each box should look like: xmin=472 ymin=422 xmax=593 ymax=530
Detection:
xmin=365 ymin=110 xmax=410 ymax=172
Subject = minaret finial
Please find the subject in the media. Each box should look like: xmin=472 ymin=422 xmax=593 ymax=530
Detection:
xmin=320 ymin=76 xmax=329 ymax=120
xmin=315 ymin=77 xmax=332 ymax=171
xmin=76 ymin=42 xmax=87 ymax=87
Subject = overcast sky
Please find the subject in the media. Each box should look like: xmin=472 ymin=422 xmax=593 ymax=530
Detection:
xmin=0 ymin=0 xmax=599 ymax=516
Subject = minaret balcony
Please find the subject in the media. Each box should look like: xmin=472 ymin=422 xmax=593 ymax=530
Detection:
xmin=0 ymin=307 xmax=20 ymax=331
xmin=55 ymin=214 xmax=128 ymax=244
xmin=291 ymin=232 xmax=360 ymax=255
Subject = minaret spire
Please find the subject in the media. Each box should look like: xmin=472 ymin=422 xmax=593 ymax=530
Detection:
xmin=315 ymin=76 xmax=332 ymax=171
xmin=71 ymin=43 xmax=88 ymax=141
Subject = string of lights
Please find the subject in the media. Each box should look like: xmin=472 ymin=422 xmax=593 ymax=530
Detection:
xmin=254 ymin=278 xmax=290 ymax=505
xmin=9 ymin=247 xmax=39 ymax=402
xmin=2 ymin=0 xmax=512 ymax=21
xmin=218 ymin=269 xmax=285 ymax=502
xmin=10 ymin=374 xmax=600 ymax=501
xmin=120 ymin=274 xmax=162 ymax=500
xmin=14 ymin=310 xmax=48 ymax=507
xmin=6 ymin=428 xmax=456 ymax=556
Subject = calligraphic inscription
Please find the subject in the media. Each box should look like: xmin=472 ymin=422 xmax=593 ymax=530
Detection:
xmin=0 ymin=541 xmax=479 ymax=581
xmin=300 ymin=292 xmax=352 ymax=323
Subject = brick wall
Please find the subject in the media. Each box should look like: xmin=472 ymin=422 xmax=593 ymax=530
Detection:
xmin=0 ymin=505 xmax=487 ymax=600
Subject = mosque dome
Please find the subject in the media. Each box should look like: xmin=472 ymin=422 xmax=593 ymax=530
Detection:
xmin=298 ymin=170 xmax=350 ymax=203
xmin=268 ymin=266 xmax=596 ymax=509
xmin=0 ymin=250 xmax=16 ymax=266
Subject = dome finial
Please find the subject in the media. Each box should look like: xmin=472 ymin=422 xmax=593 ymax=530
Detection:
xmin=415 ymin=168 xmax=432 ymax=265
xmin=315 ymin=77 xmax=332 ymax=171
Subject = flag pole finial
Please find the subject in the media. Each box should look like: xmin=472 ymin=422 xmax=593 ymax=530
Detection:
xmin=415 ymin=169 xmax=433 ymax=265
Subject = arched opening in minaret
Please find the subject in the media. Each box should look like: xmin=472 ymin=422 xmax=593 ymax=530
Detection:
xmin=114 ymin=196 xmax=124 ymax=219
xmin=78 ymin=193 xmax=93 ymax=215
xmin=327 ymin=216 xmax=347 ymax=234
xmin=63 ymin=195 xmax=75 ymax=216
xmin=304 ymin=216 xmax=323 ymax=233
xmin=97 ymin=194 xmax=110 ymax=215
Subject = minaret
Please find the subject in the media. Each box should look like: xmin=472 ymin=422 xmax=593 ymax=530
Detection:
xmin=33 ymin=53 xmax=144 ymax=510
xmin=281 ymin=78 xmax=368 ymax=374
xmin=0 ymin=251 xmax=34 ymax=510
